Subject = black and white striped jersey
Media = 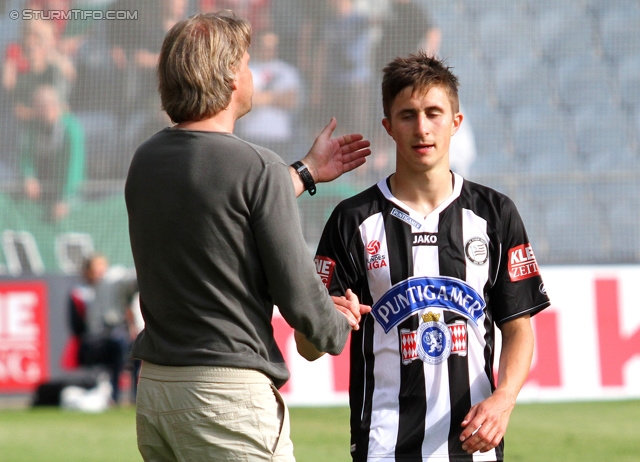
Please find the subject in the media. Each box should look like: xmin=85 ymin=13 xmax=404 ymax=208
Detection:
xmin=315 ymin=173 xmax=550 ymax=462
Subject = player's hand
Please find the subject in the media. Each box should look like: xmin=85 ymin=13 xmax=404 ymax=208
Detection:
xmin=332 ymin=288 xmax=371 ymax=331
xmin=459 ymin=389 xmax=515 ymax=454
xmin=302 ymin=117 xmax=371 ymax=183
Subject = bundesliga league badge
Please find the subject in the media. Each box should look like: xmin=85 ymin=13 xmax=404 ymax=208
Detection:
xmin=416 ymin=312 xmax=452 ymax=365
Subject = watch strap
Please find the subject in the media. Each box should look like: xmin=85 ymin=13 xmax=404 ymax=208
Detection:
xmin=291 ymin=161 xmax=316 ymax=196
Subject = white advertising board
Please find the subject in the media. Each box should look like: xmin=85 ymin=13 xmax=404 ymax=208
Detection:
xmin=274 ymin=266 xmax=640 ymax=406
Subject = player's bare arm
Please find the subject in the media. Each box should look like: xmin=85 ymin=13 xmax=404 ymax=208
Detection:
xmin=289 ymin=117 xmax=371 ymax=197
xmin=294 ymin=289 xmax=371 ymax=361
xmin=294 ymin=330 xmax=325 ymax=361
xmin=459 ymin=315 xmax=534 ymax=454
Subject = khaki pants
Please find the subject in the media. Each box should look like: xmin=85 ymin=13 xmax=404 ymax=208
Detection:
xmin=136 ymin=362 xmax=295 ymax=462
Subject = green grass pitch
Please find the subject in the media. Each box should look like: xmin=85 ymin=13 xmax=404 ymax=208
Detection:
xmin=0 ymin=401 xmax=639 ymax=461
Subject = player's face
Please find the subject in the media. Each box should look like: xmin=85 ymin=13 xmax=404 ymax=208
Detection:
xmin=235 ymin=50 xmax=253 ymax=119
xmin=382 ymin=85 xmax=462 ymax=174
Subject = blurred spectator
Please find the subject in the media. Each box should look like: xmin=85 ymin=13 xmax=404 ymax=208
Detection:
xmin=198 ymin=0 xmax=271 ymax=33
xmin=270 ymin=1 xmax=330 ymax=151
xmin=269 ymin=0 xmax=302 ymax=66
xmin=371 ymin=0 xmax=441 ymax=74
xmin=270 ymin=0 xmax=329 ymax=71
xmin=23 ymin=0 xmax=91 ymax=57
xmin=294 ymin=2 xmax=331 ymax=74
xmin=67 ymin=253 xmax=140 ymax=405
xmin=2 ymin=17 xmax=75 ymax=101
xmin=18 ymin=85 xmax=85 ymax=221
xmin=310 ymin=0 xmax=373 ymax=135
xmin=235 ymin=29 xmax=303 ymax=164
xmin=106 ymin=0 xmax=185 ymax=145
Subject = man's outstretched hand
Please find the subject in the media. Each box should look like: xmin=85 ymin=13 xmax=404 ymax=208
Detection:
xmin=302 ymin=117 xmax=371 ymax=183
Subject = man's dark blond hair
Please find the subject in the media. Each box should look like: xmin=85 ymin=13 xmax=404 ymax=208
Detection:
xmin=157 ymin=11 xmax=251 ymax=123
xmin=382 ymin=52 xmax=460 ymax=120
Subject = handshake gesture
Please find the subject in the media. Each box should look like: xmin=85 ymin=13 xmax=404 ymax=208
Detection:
xmin=295 ymin=289 xmax=371 ymax=361
xmin=331 ymin=289 xmax=371 ymax=331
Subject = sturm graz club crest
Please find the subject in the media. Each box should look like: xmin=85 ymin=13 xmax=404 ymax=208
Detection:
xmin=465 ymin=237 xmax=489 ymax=265
xmin=416 ymin=312 xmax=452 ymax=365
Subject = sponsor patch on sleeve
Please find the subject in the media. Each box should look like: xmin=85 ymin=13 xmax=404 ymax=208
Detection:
xmin=507 ymin=243 xmax=541 ymax=282
xmin=314 ymin=256 xmax=336 ymax=288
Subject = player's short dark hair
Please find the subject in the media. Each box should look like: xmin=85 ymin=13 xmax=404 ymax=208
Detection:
xmin=157 ymin=11 xmax=251 ymax=123
xmin=382 ymin=52 xmax=460 ymax=119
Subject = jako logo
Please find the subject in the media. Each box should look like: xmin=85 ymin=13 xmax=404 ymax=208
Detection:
xmin=366 ymin=240 xmax=381 ymax=255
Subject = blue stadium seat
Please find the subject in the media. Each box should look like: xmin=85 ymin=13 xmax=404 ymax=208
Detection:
xmin=461 ymin=0 xmax=524 ymax=19
xmin=586 ymin=145 xmax=640 ymax=175
xmin=494 ymin=55 xmax=556 ymax=111
xmin=556 ymin=55 xmax=616 ymax=111
xmin=617 ymin=54 xmax=640 ymax=110
xmin=544 ymin=196 xmax=609 ymax=263
xmin=572 ymin=104 xmax=636 ymax=172
xmin=511 ymin=195 xmax=549 ymax=262
xmin=599 ymin=7 xmax=640 ymax=62
xmin=525 ymin=0 xmax=583 ymax=15
xmin=523 ymin=182 xmax=578 ymax=210
xmin=536 ymin=6 xmax=595 ymax=63
xmin=590 ymin=179 xmax=640 ymax=211
xmin=585 ymin=0 xmax=640 ymax=19
xmin=469 ymin=148 xmax=515 ymax=176
xmin=608 ymin=200 xmax=640 ymax=262
xmin=510 ymin=103 xmax=573 ymax=172
xmin=463 ymin=103 xmax=514 ymax=172
xmin=477 ymin=9 xmax=537 ymax=63
xmin=635 ymin=110 xmax=640 ymax=150
xmin=451 ymin=56 xmax=495 ymax=108
xmin=438 ymin=15 xmax=477 ymax=63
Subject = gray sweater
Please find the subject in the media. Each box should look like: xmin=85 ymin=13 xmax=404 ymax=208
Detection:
xmin=125 ymin=128 xmax=350 ymax=388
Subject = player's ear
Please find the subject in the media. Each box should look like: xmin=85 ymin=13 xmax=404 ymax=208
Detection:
xmin=451 ymin=112 xmax=463 ymax=136
xmin=382 ymin=117 xmax=393 ymax=138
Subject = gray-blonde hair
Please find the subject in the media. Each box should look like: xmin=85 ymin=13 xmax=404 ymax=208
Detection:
xmin=157 ymin=11 xmax=251 ymax=123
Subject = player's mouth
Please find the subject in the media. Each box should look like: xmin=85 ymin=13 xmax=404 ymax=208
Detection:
xmin=413 ymin=143 xmax=435 ymax=154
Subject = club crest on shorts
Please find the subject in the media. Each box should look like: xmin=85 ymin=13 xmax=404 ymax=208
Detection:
xmin=416 ymin=312 xmax=452 ymax=365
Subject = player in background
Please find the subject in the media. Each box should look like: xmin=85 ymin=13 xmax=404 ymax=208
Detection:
xmin=314 ymin=52 xmax=551 ymax=461
xmin=125 ymin=11 xmax=371 ymax=462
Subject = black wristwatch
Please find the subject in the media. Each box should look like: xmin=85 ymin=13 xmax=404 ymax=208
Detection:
xmin=291 ymin=161 xmax=316 ymax=196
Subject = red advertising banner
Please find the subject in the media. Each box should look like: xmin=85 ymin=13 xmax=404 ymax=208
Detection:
xmin=0 ymin=281 xmax=49 ymax=392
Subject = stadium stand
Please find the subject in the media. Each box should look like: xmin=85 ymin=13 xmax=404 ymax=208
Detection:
xmin=0 ymin=0 xmax=638 ymax=270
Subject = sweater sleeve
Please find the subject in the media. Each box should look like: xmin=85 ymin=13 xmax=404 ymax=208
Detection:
xmin=250 ymin=161 xmax=351 ymax=355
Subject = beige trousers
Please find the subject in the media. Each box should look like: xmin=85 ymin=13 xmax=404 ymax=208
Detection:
xmin=136 ymin=362 xmax=295 ymax=462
